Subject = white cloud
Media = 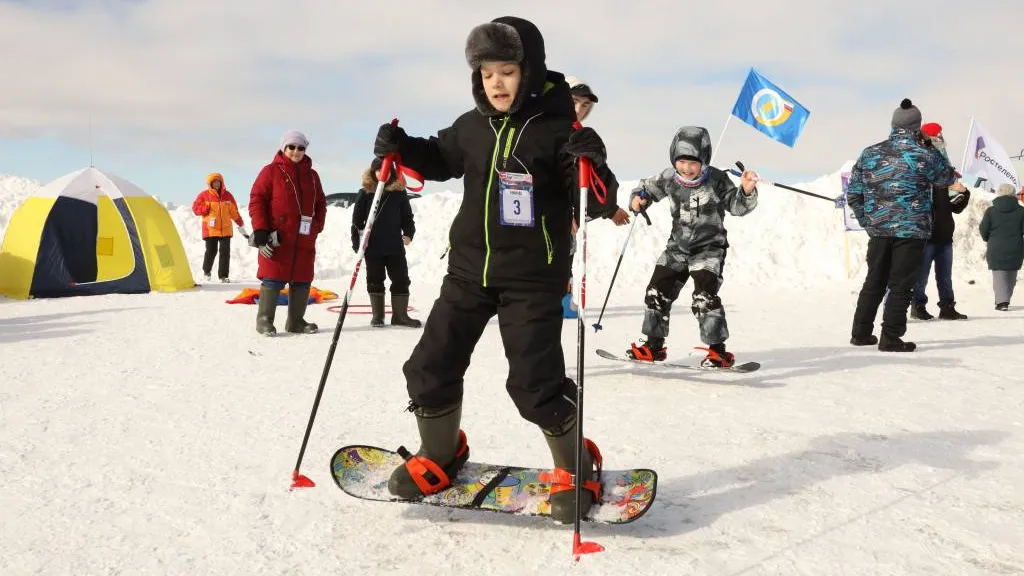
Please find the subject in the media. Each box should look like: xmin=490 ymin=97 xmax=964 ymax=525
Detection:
xmin=1 ymin=0 xmax=1022 ymax=194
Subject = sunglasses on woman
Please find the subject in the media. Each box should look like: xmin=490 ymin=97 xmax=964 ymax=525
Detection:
xmin=286 ymin=145 xmax=306 ymax=152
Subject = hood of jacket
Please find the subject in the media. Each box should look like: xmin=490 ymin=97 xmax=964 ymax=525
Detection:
xmin=669 ymin=126 xmax=712 ymax=166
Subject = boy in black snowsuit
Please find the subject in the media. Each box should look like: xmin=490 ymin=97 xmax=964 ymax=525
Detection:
xmin=627 ymin=126 xmax=758 ymax=367
xmin=351 ymin=157 xmax=421 ymax=328
xmin=372 ymin=16 xmax=617 ymax=523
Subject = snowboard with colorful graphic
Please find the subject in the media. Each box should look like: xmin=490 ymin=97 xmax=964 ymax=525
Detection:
xmin=330 ymin=445 xmax=657 ymax=524
xmin=596 ymin=348 xmax=761 ymax=372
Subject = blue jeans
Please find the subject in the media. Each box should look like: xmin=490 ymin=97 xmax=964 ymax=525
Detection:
xmin=912 ymin=242 xmax=954 ymax=305
xmin=261 ymin=279 xmax=311 ymax=290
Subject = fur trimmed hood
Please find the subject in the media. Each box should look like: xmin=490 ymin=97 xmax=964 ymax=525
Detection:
xmin=361 ymin=167 xmax=406 ymax=193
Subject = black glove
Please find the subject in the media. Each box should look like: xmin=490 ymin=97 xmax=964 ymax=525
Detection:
xmin=252 ymin=229 xmax=270 ymax=247
xmin=566 ymin=127 xmax=607 ymax=167
xmin=374 ymin=123 xmax=406 ymax=158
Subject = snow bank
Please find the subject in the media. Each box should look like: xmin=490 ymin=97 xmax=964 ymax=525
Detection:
xmin=0 ymin=166 xmax=1002 ymax=293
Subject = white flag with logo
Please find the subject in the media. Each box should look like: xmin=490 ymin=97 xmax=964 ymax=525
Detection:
xmin=962 ymin=120 xmax=1020 ymax=193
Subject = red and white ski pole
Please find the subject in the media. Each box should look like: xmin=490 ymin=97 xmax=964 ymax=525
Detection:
xmin=571 ymin=122 xmax=605 ymax=559
xmin=290 ymin=119 xmax=402 ymax=489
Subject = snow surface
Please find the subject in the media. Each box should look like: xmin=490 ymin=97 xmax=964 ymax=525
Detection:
xmin=2 ymin=168 xmax=1024 ymax=575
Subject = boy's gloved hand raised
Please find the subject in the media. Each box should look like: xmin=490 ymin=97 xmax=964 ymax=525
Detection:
xmin=565 ymin=127 xmax=607 ymax=167
xmin=374 ymin=123 xmax=407 ymax=158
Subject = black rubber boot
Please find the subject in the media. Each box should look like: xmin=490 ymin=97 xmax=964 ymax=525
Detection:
xmin=878 ymin=334 xmax=916 ymax=352
xmin=390 ymin=293 xmax=422 ymax=328
xmin=284 ymin=286 xmax=318 ymax=333
xmin=387 ymin=402 xmax=469 ymax=499
xmin=850 ymin=334 xmax=879 ymax=346
xmin=937 ymin=301 xmax=967 ymax=320
xmin=256 ymin=286 xmax=280 ymax=336
xmin=542 ymin=416 xmax=601 ymax=524
xmin=369 ymin=292 xmax=385 ymax=327
xmin=910 ymin=303 xmax=934 ymax=320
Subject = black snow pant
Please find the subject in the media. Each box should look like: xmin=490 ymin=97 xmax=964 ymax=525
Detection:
xmin=402 ymin=274 xmax=577 ymax=431
xmin=202 ymin=237 xmax=231 ymax=279
xmin=852 ymin=237 xmax=926 ymax=340
xmin=642 ymin=264 xmax=728 ymax=345
xmin=365 ymin=253 xmax=411 ymax=294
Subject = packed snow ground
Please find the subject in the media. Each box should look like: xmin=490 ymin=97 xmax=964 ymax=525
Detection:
xmin=2 ymin=169 xmax=1023 ymax=575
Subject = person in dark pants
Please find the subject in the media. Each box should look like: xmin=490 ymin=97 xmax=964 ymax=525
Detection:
xmin=371 ymin=16 xmax=618 ymax=523
xmin=847 ymin=99 xmax=964 ymax=352
xmin=351 ymin=157 xmax=421 ymax=328
xmin=191 ymin=173 xmax=245 ymax=282
xmin=910 ymin=122 xmax=970 ymax=321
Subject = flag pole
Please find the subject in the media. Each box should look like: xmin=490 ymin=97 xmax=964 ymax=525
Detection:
xmin=960 ymin=116 xmax=974 ymax=176
xmin=710 ymin=114 xmax=733 ymax=167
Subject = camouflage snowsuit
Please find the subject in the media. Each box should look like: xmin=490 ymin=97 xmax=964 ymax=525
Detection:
xmin=630 ymin=127 xmax=757 ymax=345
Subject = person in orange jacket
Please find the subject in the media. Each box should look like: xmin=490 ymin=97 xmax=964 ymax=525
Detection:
xmin=192 ymin=173 xmax=246 ymax=282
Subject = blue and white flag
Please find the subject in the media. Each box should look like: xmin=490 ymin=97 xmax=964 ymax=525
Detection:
xmin=730 ymin=68 xmax=810 ymax=148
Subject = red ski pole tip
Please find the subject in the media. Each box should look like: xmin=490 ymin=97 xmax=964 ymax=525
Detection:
xmin=290 ymin=470 xmax=316 ymax=489
xmin=572 ymin=533 xmax=604 ymax=559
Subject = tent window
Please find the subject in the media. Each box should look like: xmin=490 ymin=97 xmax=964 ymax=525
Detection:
xmin=155 ymin=244 xmax=174 ymax=268
xmin=97 ymin=237 xmax=114 ymax=256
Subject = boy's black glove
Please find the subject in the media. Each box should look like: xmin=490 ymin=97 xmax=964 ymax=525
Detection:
xmin=374 ymin=123 xmax=407 ymax=158
xmin=566 ymin=127 xmax=607 ymax=167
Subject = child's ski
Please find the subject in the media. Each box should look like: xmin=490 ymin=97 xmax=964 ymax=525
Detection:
xmin=595 ymin=348 xmax=760 ymax=373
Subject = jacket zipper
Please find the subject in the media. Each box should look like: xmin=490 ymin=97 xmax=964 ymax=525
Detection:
xmin=482 ymin=115 xmax=511 ymax=286
xmin=541 ymin=215 xmax=553 ymax=264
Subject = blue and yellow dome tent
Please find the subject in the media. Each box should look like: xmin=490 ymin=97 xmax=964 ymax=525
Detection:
xmin=0 ymin=167 xmax=195 ymax=299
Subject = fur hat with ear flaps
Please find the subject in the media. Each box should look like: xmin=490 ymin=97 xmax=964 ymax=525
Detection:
xmin=465 ymin=16 xmax=547 ymax=116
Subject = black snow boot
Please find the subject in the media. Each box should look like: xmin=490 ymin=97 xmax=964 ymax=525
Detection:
xmin=878 ymin=333 xmax=916 ymax=352
xmin=937 ymin=301 xmax=967 ymax=320
xmin=996 ymin=302 xmax=1009 ymax=311
xmin=541 ymin=415 xmax=602 ymax=524
xmin=910 ymin=302 xmax=934 ymax=320
xmin=388 ymin=402 xmax=469 ymax=499
xmin=627 ymin=337 xmax=666 ymax=361
xmin=369 ymin=292 xmax=385 ymax=327
xmin=390 ymin=293 xmax=422 ymax=328
xmin=700 ymin=342 xmax=735 ymax=368
xmin=284 ymin=286 xmax=318 ymax=333
xmin=256 ymin=285 xmax=280 ymax=335
xmin=850 ymin=334 xmax=879 ymax=346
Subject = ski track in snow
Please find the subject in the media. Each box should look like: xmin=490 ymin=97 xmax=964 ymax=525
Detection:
xmin=2 ymin=170 xmax=1024 ymax=575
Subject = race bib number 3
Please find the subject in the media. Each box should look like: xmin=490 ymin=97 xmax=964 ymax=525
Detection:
xmin=299 ymin=215 xmax=312 ymax=235
xmin=498 ymin=171 xmax=534 ymax=227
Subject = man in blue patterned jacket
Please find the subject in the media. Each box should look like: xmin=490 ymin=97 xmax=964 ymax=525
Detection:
xmin=847 ymin=98 xmax=966 ymax=352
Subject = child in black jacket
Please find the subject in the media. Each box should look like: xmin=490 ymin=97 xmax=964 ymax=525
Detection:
xmin=351 ymin=157 xmax=421 ymax=328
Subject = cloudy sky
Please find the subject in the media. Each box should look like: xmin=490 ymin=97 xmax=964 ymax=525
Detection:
xmin=1 ymin=0 xmax=1022 ymax=205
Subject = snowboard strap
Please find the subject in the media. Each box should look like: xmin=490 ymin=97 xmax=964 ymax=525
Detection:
xmin=539 ymin=438 xmax=603 ymax=500
xmin=470 ymin=467 xmax=512 ymax=507
xmin=396 ymin=430 xmax=469 ymax=496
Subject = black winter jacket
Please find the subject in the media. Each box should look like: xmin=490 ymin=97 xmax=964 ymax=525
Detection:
xmin=351 ymin=169 xmax=415 ymax=257
xmin=928 ymin=185 xmax=970 ymax=244
xmin=394 ymin=73 xmax=618 ymax=291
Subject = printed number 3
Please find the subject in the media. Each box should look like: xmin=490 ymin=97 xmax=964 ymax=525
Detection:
xmin=513 ymin=199 xmax=521 ymax=215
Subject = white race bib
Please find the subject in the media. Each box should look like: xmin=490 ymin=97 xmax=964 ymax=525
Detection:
xmin=208 ymin=217 xmax=215 ymax=226
xmin=498 ymin=171 xmax=534 ymax=227
xmin=299 ymin=215 xmax=312 ymax=236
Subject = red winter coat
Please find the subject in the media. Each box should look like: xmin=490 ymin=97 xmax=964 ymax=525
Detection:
xmin=249 ymin=152 xmax=327 ymax=283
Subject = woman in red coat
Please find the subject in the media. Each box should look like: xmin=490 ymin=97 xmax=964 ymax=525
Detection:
xmin=249 ymin=130 xmax=327 ymax=335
